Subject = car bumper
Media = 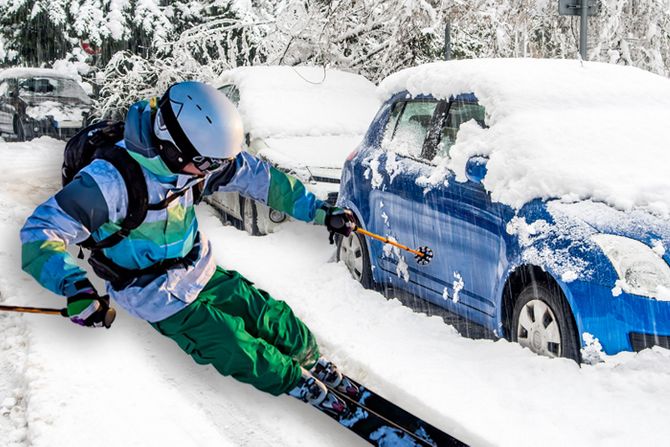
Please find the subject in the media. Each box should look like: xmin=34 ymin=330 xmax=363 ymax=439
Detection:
xmin=564 ymin=280 xmax=670 ymax=354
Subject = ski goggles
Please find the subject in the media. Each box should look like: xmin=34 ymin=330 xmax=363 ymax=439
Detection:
xmin=192 ymin=155 xmax=225 ymax=172
xmin=154 ymin=109 xmax=229 ymax=173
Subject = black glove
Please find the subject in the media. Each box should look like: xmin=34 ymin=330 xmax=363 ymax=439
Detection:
xmin=324 ymin=206 xmax=356 ymax=244
xmin=67 ymin=288 xmax=116 ymax=329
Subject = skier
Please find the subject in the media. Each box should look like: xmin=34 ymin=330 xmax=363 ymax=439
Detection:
xmin=20 ymin=81 xmax=357 ymax=412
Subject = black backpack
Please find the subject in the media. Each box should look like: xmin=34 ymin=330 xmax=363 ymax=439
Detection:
xmin=62 ymin=120 xmax=205 ymax=287
xmin=62 ymin=120 xmax=203 ymax=253
xmin=62 ymin=120 xmax=151 ymax=252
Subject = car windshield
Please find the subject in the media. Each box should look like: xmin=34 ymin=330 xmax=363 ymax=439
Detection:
xmin=18 ymin=77 xmax=91 ymax=104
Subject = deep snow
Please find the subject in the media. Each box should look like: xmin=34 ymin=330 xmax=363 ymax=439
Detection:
xmin=2 ymin=138 xmax=670 ymax=447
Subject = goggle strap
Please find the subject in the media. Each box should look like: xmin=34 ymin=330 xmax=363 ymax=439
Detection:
xmin=158 ymin=87 xmax=200 ymax=162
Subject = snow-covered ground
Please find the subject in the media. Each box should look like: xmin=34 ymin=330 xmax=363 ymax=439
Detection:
xmin=2 ymin=138 xmax=670 ymax=447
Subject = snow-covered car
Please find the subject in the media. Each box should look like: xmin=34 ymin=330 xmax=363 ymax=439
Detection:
xmin=209 ymin=66 xmax=379 ymax=235
xmin=0 ymin=68 xmax=92 ymax=141
xmin=337 ymin=58 xmax=670 ymax=361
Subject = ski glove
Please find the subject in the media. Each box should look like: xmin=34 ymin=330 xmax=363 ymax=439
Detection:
xmin=67 ymin=288 xmax=116 ymax=328
xmin=324 ymin=206 xmax=356 ymax=244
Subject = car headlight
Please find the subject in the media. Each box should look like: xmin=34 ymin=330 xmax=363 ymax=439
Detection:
xmin=592 ymin=234 xmax=670 ymax=300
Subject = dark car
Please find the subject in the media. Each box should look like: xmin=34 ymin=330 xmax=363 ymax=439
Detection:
xmin=0 ymin=68 xmax=92 ymax=141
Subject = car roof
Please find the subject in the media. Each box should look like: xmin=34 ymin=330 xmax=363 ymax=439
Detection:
xmin=377 ymin=58 xmax=670 ymax=217
xmin=0 ymin=67 xmax=78 ymax=81
xmin=214 ymin=66 xmax=380 ymax=139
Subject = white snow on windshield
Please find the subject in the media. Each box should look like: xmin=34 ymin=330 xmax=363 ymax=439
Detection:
xmin=379 ymin=58 xmax=670 ymax=217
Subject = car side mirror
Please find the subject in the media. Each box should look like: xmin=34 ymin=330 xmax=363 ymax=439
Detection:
xmin=465 ymin=156 xmax=488 ymax=183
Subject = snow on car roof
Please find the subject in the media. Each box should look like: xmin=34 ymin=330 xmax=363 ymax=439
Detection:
xmin=216 ymin=66 xmax=380 ymax=139
xmin=378 ymin=58 xmax=670 ymax=217
xmin=0 ymin=67 xmax=77 ymax=80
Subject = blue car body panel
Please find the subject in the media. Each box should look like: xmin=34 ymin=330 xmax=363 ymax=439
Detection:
xmin=338 ymin=91 xmax=670 ymax=355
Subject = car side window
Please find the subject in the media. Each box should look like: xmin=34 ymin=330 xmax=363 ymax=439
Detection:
xmin=218 ymin=84 xmax=240 ymax=106
xmin=433 ymin=99 xmax=486 ymax=160
xmin=383 ymin=100 xmax=439 ymax=158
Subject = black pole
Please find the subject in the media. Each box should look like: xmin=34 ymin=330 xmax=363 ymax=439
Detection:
xmin=580 ymin=0 xmax=588 ymax=60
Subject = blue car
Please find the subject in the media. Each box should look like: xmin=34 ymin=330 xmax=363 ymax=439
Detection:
xmin=337 ymin=60 xmax=670 ymax=361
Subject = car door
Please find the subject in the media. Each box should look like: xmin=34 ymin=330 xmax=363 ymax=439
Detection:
xmin=410 ymin=95 xmax=509 ymax=325
xmin=367 ymin=98 xmax=446 ymax=291
xmin=0 ymin=79 xmax=16 ymax=133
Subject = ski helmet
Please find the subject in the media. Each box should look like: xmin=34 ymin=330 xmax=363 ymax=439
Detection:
xmin=154 ymin=81 xmax=244 ymax=173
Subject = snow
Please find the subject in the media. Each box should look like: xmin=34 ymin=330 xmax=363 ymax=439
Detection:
xmin=216 ymin=66 xmax=380 ymax=139
xmin=452 ymin=272 xmax=464 ymax=303
xmin=0 ymin=68 xmax=77 ymax=81
xmin=652 ymin=240 xmax=666 ymax=257
xmin=3 ymin=138 xmax=670 ymax=446
xmin=25 ymin=101 xmax=86 ymax=123
xmin=257 ymin=135 xmax=363 ymax=170
xmin=378 ymin=58 xmax=670 ymax=217
xmin=506 ymin=212 xmax=591 ymax=283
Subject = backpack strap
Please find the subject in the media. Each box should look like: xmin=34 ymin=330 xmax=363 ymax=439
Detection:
xmin=81 ymin=146 xmax=149 ymax=250
xmin=80 ymin=145 xmax=205 ymax=253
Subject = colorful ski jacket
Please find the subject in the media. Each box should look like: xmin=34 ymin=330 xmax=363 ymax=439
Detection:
xmin=21 ymin=100 xmax=326 ymax=322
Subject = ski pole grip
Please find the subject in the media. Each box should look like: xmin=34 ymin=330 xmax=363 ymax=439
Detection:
xmin=103 ymin=307 xmax=117 ymax=329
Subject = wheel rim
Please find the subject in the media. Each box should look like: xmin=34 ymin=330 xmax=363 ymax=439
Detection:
xmin=516 ymin=299 xmax=562 ymax=358
xmin=340 ymin=233 xmax=364 ymax=282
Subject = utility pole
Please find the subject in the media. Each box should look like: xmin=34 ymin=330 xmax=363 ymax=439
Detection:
xmin=579 ymin=0 xmax=588 ymax=60
xmin=559 ymin=0 xmax=600 ymax=60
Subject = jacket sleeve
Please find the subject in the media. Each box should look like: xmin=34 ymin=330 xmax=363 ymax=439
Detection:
xmin=20 ymin=172 xmax=109 ymax=297
xmin=204 ymin=152 xmax=328 ymax=223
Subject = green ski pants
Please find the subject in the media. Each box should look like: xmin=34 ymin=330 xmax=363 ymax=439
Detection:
xmin=151 ymin=267 xmax=319 ymax=395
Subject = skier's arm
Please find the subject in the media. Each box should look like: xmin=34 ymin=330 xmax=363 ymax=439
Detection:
xmin=20 ymin=172 xmax=109 ymax=297
xmin=204 ymin=151 xmax=328 ymax=223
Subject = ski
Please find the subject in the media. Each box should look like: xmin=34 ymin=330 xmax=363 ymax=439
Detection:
xmin=313 ymin=386 xmax=437 ymax=446
xmin=313 ymin=362 xmax=468 ymax=446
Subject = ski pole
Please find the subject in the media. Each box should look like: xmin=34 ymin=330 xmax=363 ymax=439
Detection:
xmin=353 ymin=227 xmax=434 ymax=265
xmin=0 ymin=304 xmax=116 ymax=328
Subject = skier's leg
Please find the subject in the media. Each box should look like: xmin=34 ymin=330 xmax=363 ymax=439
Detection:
xmin=151 ymin=296 xmax=302 ymax=396
xmin=199 ymin=267 xmax=320 ymax=368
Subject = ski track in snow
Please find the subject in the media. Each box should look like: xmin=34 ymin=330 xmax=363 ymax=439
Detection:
xmin=2 ymin=138 xmax=670 ymax=446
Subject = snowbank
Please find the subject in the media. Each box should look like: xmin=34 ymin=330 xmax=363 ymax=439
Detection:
xmin=216 ymin=66 xmax=380 ymax=139
xmin=378 ymin=58 xmax=670 ymax=217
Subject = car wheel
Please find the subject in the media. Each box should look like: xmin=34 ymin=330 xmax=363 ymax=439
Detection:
xmin=337 ymin=229 xmax=373 ymax=289
xmin=511 ymin=282 xmax=580 ymax=361
xmin=239 ymin=196 xmax=260 ymax=236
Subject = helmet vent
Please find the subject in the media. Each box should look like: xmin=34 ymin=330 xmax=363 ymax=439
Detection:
xmin=196 ymin=104 xmax=202 ymax=111
xmin=187 ymin=95 xmax=193 ymax=100
xmin=206 ymin=116 xmax=212 ymax=124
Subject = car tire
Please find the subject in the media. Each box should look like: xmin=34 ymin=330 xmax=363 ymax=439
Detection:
xmin=511 ymin=282 xmax=580 ymax=362
xmin=337 ymin=229 xmax=373 ymax=289
xmin=239 ymin=196 xmax=260 ymax=236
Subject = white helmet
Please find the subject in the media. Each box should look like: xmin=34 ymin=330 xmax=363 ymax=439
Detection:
xmin=154 ymin=81 xmax=244 ymax=172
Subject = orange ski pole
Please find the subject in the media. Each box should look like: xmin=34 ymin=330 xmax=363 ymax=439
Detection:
xmin=0 ymin=304 xmax=116 ymax=328
xmin=354 ymin=227 xmax=433 ymax=265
